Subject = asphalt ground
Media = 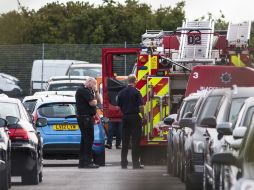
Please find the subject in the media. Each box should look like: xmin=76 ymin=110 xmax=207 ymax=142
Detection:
xmin=11 ymin=148 xmax=185 ymax=190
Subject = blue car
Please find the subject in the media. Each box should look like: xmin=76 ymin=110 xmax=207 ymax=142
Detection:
xmin=33 ymin=95 xmax=105 ymax=166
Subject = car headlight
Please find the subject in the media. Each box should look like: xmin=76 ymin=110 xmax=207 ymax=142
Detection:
xmin=192 ymin=140 xmax=204 ymax=153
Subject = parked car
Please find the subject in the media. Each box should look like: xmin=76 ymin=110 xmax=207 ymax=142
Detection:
xmin=0 ymin=96 xmax=43 ymax=185
xmin=33 ymin=95 xmax=106 ymax=165
xmin=0 ymin=99 xmax=11 ymax=190
xmin=31 ymin=59 xmax=88 ymax=93
xmin=202 ymin=87 xmax=254 ymax=190
xmin=66 ymin=63 xmax=102 ymax=78
xmin=209 ymin=96 xmax=254 ymax=190
xmin=0 ymin=74 xmax=22 ymax=97
xmin=212 ymin=113 xmax=254 ymax=190
xmin=45 ymin=80 xmax=84 ymax=91
xmin=165 ymin=92 xmax=201 ymax=178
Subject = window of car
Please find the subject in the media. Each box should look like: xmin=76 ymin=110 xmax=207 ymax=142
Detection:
xmin=177 ymin=99 xmax=197 ymax=120
xmin=23 ymin=100 xmax=37 ymax=114
xmin=228 ymin=98 xmax=246 ymax=126
xmin=197 ymin=95 xmax=223 ymax=125
xmin=38 ymin=103 xmax=76 ymax=118
xmin=0 ymin=102 xmax=20 ymax=119
xmin=243 ymin=106 xmax=254 ymax=127
xmin=48 ymin=83 xmax=82 ymax=91
xmin=235 ymin=104 xmax=246 ymax=129
xmin=68 ymin=67 xmax=102 ymax=78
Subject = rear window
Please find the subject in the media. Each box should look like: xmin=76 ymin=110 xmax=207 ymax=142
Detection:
xmin=68 ymin=67 xmax=102 ymax=78
xmin=23 ymin=100 xmax=37 ymax=114
xmin=0 ymin=102 xmax=20 ymax=119
xmin=38 ymin=103 xmax=76 ymax=118
xmin=48 ymin=83 xmax=82 ymax=91
xmin=197 ymin=96 xmax=222 ymax=125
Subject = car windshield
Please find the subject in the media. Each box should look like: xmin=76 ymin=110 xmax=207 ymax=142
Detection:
xmin=228 ymin=98 xmax=246 ymax=126
xmin=68 ymin=67 xmax=102 ymax=78
xmin=38 ymin=103 xmax=76 ymax=118
xmin=197 ymin=95 xmax=222 ymax=125
xmin=48 ymin=83 xmax=82 ymax=91
xmin=0 ymin=102 xmax=20 ymax=119
xmin=23 ymin=100 xmax=37 ymax=114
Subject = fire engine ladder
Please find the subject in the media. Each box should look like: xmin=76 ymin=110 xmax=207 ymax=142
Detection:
xmin=174 ymin=20 xmax=215 ymax=70
xmin=227 ymin=21 xmax=251 ymax=47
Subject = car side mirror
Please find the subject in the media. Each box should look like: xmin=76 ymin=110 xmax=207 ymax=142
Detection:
xmin=36 ymin=118 xmax=48 ymax=127
xmin=6 ymin=116 xmax=20 ymax=125
xmin=0 ymin=118 xmax=7 ymax=127
xmin=233 ymin=126 xmax=247 ymax=139
xmin=200 ymin=117 xmax=216 ymax=128
xmin=164 ymin=117 xmax=175 ymax=125
xmin=179 ymin=118 xmax=194 ymax=130
xmin=217 ymin=122 xmax=232 ymax=136
xmin=183 ymin=111 xmax=192 ymax=118
xmin=211 ymin=152 xmax=239 ymax=167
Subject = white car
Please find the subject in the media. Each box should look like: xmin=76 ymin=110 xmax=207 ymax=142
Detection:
xmin=0 ymin=74 xmax=22 ymax=97
xmin=66 ymin=63 xmax=102 ymax=78
xmin=45 ymin=80 xmax=84 ymax=92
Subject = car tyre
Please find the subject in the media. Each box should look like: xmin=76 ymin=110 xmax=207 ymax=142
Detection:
xmin=203 ymin=165 xmax=212 ymax=190
xmin=22 ymin=160 xmax=39 ymax=185
xmin=0 ymin=164 xmax=8 ymax=190
xmin=166 ymin=145 xmax=172 ymax=174
xmin=39 ymin=171 xmax=43 ymax=183
xmin=172 ymin=148 xmax=178 ymax=177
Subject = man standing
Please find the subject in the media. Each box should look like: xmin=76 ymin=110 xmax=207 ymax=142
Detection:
xmin=76 ymin=77 xmax=102 ymax=168
xmin=117 ymin=74 xmax=145 ymax=169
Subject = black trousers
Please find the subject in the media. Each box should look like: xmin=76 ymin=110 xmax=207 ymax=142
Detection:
xmin=77 ymin=115 xmax=94 ymax=166
xmin=121 ymin=114 xmax=142 ymax=167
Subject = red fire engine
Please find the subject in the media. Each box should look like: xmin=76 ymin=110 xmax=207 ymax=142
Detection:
xmin=102 ymin=20 xmax=253 ymax=163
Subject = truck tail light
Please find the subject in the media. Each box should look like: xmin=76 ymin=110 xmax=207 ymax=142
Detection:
xmin=9 ymin=128 xmax=29 ymax=141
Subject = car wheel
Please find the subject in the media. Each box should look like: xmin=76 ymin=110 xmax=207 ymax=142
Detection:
xmin=0 ymin=164 xmax=8 ymax=190
xmin=22 ymin=160 xmax=39 ymax=185
xmin=39 ymin=171 xmax=43 ymax=183
xmin=203 ymin=164 xmax=212 ymax=190
xmin=172 ymin=148 xmax=178 ymax=177
xmin=179 ymin=151 xmax=185 ymax=182
xmin=93 ymin=151 xmax=105 ymax=166
xmin=166 ymin=145 xmax=172 ymax=174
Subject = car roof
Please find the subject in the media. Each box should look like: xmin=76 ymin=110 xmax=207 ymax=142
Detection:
xmin=69 ymin=64 xmax=101 ymax=68
xmin=0 ymin=96 xmax=21 ymax=104
xmin=184 ymin=91 xmax=206 ymax=101
xmin=34 ymin=91 xmax=76 ymax=97
xmin=36 ymin=95 xmax=76 ymax=107
xmin=243 ymin=97 xmax=254 ymax=107
xmin=48 ymin=80 xmax=84 ymax=84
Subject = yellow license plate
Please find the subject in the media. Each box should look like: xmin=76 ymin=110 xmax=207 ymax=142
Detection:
xmin=53 ymin=124 xmax=79 ymax=131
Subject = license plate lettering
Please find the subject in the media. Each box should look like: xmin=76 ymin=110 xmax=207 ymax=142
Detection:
xmin=53 ymin=124 xmax=79 ymax=131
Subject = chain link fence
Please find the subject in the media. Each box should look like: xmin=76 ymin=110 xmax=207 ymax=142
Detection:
xmin=0 ymin=43 xmax=139 ymax=96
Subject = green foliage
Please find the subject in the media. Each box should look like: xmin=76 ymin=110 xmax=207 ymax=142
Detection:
xmin=0 ymin=0 xmax=185 ymax=44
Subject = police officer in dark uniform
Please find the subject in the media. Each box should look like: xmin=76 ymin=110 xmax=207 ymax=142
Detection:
xmin=75 ymin=77 xmax=102 ymax=168
xmin=117 ymin=74 xmax=145 ymax=169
